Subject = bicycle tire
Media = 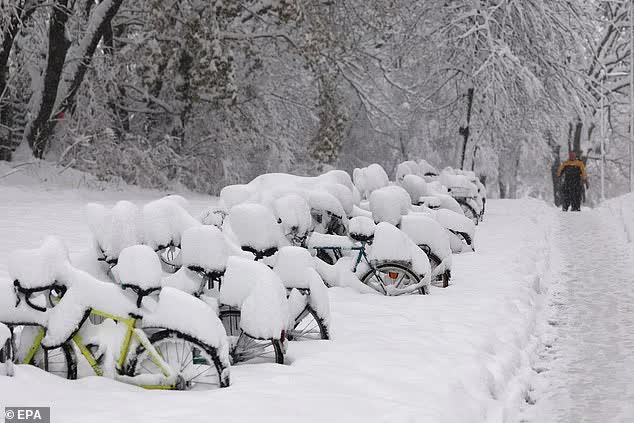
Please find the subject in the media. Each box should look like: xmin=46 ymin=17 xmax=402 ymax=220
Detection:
xmin=128 ymin=329 xmax=230 ymax=389
xmin=219 ymin=309 xmax=284 ymax=365
xmin=361 ymin=263 xmax=424 ymax=296
xmin=14 ymin=326 xmax=77 ymax=380
xmin=425 ymin=251 xmax=450 ymax=288
xmin=458 ymin=200 xmax=479 ymax=226
xmin=0 ymin=336 xmax=11 ymax=365
xmin=288 ymin=305 xmax=329 ymax=341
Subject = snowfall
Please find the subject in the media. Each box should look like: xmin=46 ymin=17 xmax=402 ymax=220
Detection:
xmin=1 ymin=163 xmax=634 ymax=423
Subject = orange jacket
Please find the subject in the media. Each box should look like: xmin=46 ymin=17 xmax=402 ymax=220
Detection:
xmin=557 ymin=159 xmax=587 ymax=182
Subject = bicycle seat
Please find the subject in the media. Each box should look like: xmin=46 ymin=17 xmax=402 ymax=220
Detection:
xmin=8 ymin=237 xmax=69 ymax=292
xmin=121 ymin=284 xmax=161 ymax=308
xmin=227 ymin=204 xmax=282 ymax=259
xmin=97 ymin=252 xmax=118 ymax=266
xmin=348 ymin=216 xmax=375 ymax=243
xmin=116 ymin=245 xmax=163 ymax=306
xmin=348 ymin=232 xmax=373 ymax=243
xmin=181 ymin=226 xmax=229 ymax=274
xmin=416 ymin=196 xmax=441 ymax=209
xmin=186 ymin=266 xmax=225 ymax=280
xmin=241 ymin=246 xmax=278 ymax=261
xmin=186 ymin=266 xmax=225 ymax=291
xmin=12 ymin=280 xmax=56 ymax=312
xmin=274 ymin=246 xmax=316 ymax=289
xmin=142 ymin=198 xmax=199 ymax=251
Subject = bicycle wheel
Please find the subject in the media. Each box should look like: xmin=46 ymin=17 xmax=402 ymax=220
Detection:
xmin=129 ymin=330 xmax=229 ymax=390
xmin=0 ymin=336 xmax=11 ymax=365
xmin=361 ymin=263 xmax=424 ymax=296
xmin=427 ymin=253 xmax=450 ymax=288
xmin=14 ymin=326 xmax=77 ymax=379
xmin=439 ymin=270 xmax=450 ymax=288
xmin=219 ymin=310 xmax=284 ymax=364
xmin=458 ymin=201 xmax=479 ymax=226
xmin=450 ymin=230 xmax=473 ymax=251
xmin=288 ymin=305 xmax=329 ymax=341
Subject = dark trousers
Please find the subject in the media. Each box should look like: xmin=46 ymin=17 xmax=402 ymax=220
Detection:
xmin=562 ymin=184 xmax=582 ymax=211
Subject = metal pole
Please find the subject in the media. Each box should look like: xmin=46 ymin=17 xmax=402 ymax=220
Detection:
xmin=630 ymin=0 xmax=634 ymax=192
xmin=601 ymin=78 xmax=605 ymax=199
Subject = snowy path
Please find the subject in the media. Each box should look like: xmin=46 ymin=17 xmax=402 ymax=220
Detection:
xmin=0 ymin=186 xmax=556 ymax=422
xmin=525 ymin=208 xmax=634 ymax=422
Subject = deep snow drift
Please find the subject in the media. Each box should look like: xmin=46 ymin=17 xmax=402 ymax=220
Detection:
xmin=0 ymin=177 xmax=557 ymax=422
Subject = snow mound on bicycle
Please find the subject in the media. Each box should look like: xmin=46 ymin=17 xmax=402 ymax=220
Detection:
xmin=142 ymin=197 xmax=200 ymax=250
xmin=369 ymin=186 xmax=411 ymax=226
xmin=353 ymin=164 xmax=389 ymax=199
xmin=274 ymin=246 xmax=316 ymax=289
xmin=180 ymin=226 xmax=229 ymax=274
xmin=220 ymin=257 xmax=289 ymax=339
xmin=116 ymin=245 xmax=162 ymax=290
xmin=369 ymin=223 xmax=431 ymax=281
xmin=8 ymin=236 xmax=69 ymax=290
xmin=400 ymin=215 xmax=452 ymax=277
xmin=87 ymin=201 xmax=143 ymax=262
xmin=226 ymin=204 xmax=283 ymax=254
xmin=143 ymin=287 xmax=230 ymax=357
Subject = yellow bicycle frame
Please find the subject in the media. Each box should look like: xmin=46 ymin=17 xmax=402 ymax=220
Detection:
xmin=23 ymin=309 xmax=176 ymax=390
xmin=22 ymin=327 xmax=45 ymax=365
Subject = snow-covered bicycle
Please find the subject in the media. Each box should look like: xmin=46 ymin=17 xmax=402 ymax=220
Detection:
xmin=172 ymin=225 xmax=289 ymax=365
xmin=447 ymin=186 xmax=481 ymax=226
xmin=7 ymin=239 xmax=231 ymax=390
xmin=0 ymin=322 xmax=13 ymax=376
xmin=273 ymin=246 xmax=331 ymax=341
xmin=308 ymin=218 xmax=430 ymax=296
xmin=226 ymin=205 xmax=332 ymax=341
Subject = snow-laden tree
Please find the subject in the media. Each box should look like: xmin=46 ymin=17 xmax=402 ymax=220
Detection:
xmin=1 ymin=0 xmax=626 ymax=200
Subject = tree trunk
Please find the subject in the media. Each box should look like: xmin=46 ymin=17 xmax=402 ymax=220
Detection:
xmin=54 ymin=0 xmax=125 ymax=120
xmin=550 ymin=144 xmax=561 ymax=206
xmin=0 ymin=1 xmax=39 ymax=101
xmin=23 ymin=0 xmax=72 ymax=159
xmin=471 ymin=144 xmax=480 ymax=171
xmin=587 ymin=123 xmax=595 ymax=147
xmin=499 ymin=180 xmax=507 ymax=199
xmin=459 ymin=87 xmax=474 ymax=169
xmin=0 ymin=1 xmax=39 ymax=161
xmin=24 ymin=0 xmax=125 ymax=158
xmin=572 ymin=119 xmax=583 ymax=156
xmin=312 ymin=71 xmax=347 ymax=164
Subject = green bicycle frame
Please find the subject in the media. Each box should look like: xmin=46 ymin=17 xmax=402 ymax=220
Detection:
xmin=315 ymin=243 xmax=395 ymax=295
xmin=314 ymin=244 xmax=369 ymax=272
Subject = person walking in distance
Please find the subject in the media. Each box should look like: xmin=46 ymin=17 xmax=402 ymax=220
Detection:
xmin=557 ymin=151 xmax=588 ymax=212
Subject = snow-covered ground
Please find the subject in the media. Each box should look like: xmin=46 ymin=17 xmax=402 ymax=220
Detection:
xmin=522 ymin=198 xmax=634 ymax=423
xmin=0 ymin=168 xmax=562 ymax=422
xmin=3 ymin=166 xmax=634 ymax=423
